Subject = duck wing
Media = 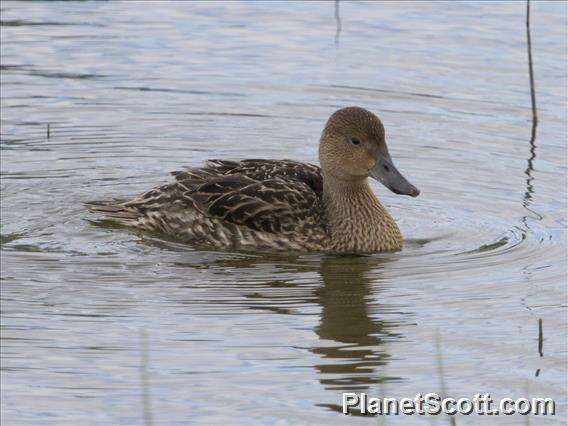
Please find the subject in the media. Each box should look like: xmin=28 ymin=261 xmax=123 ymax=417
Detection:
xmin=88 ymin=159 xmax=325 ymax=238
xmin=169 ymin=159 xmax=324 ymax=235
xmin=172 ymin=159 xmax=323 ymax=195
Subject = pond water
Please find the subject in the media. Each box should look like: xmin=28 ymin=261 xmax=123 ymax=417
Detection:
xmin=1 ymin=1 xmax=566 ymax=424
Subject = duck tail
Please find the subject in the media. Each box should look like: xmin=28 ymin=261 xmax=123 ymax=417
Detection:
xmin=85 ymin=199 xmax=141 ymax=225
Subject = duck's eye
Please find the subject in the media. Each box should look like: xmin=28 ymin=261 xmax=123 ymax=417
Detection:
xmin=350 ymin=138 xmax=361 ymax=146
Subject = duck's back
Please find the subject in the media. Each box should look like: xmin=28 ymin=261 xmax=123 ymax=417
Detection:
xmin=88 ymin=159 xmax=330 ymax=251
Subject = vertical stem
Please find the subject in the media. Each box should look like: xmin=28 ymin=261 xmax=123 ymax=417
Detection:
xmin=538 ymin=318 xmax=543 ymax=357
xmin=526 ymin=0 xmax=538 ymax=142
xmin=334 ymin=0 xmax=342 ymax=47
xmin=435 ymin=331 xmax=457 ymax=426
xmin=140 ymin=329 xmax=153 ymax=426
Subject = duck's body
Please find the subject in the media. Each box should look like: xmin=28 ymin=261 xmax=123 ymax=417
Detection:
xmin=88 ymin=107 xmax=419 ymax=254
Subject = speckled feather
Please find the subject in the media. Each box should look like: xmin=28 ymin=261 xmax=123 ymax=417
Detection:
xmin=88 ymin=159 xmax=330 ymax=251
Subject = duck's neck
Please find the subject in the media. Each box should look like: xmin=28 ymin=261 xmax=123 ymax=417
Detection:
xmin=322 ymin=173 xmax=403 ymax=253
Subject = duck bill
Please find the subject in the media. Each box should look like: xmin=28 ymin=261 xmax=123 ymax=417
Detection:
xmin=370 ymin=151 xmax=420 ymax=197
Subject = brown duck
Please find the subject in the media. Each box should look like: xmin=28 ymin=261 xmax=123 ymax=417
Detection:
xmin=87 ymin=106 xmax=419 ymax=254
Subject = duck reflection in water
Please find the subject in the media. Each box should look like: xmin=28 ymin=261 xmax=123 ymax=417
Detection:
xmin=312 ymin=255 xmax=403 ymax=414
xmin=211 ymin=251 xmax=403 ymax=413
xmin=144 ymin=239 xmax=406 ymax=415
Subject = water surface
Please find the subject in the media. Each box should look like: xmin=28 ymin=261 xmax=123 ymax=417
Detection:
xmin=1 ymin=1 xmax=567 ymax=424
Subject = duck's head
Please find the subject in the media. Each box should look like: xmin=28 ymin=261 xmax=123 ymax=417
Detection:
xmin=319 ymin=106 xmax=420 ymax=197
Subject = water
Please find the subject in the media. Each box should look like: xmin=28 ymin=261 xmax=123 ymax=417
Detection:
xmin=1 ymin=1 xmax=566 ymax=424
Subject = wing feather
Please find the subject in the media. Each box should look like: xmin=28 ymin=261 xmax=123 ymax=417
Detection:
xmin=183 ymin=174 xmax=323 ymax=235
xmin=173 ymin=159 xmax=323 ymax=194
xmin=89 ymin=159 xmax=325 ymax=237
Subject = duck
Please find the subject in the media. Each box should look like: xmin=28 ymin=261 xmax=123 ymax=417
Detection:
xmin=87 ymin=106 xmax=419 ymax=254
